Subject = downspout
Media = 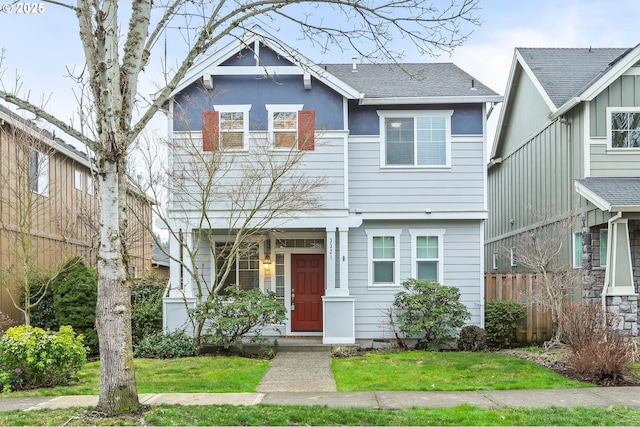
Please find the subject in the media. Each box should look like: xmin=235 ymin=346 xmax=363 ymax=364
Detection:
xmin=601 ymin=211 xmax=623 ymax=311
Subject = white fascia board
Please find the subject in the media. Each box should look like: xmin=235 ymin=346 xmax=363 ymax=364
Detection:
xmin=358 ymin=95 xmax=503 ymax=106
xmin=491 ymin=50 xmax=520 ymax=160
xmin=516 ymin=49 xmax=558 ymax=113
xmin=355 ymin=211 xmax=488 ymax=220
xmin=0 ymin=108 xmax=91 ymax=167
xmin=574 ymin=181 xmax=611 ymax=211
xmin=210 ymin=66 xmax=305 ymax=76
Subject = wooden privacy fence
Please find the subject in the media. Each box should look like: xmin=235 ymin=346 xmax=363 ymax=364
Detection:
xmin=484 ymin=273 xmax=554 ymax=345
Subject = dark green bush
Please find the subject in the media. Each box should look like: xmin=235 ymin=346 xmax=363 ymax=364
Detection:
xmin=0 ymin=325 xmax=86 ymax=391
xmin=52 ymin=257 xmax=98 ymax=354
xmin=190 ymin=287 xmax=287 ymax=349
xmin=134 ymin=330 xmax=198 ymax=359
xmin=457 ymin=325 xmax=488 ymax=352
xmin=484 ymin=300 xmax=526 ymax=348
xmin=131 ymin=277 xmax=165 ymax=347
xmin=21 ymin=273 xmax=57 ymax=331
xmin=392 ymin=279 xmax=470 ymax=350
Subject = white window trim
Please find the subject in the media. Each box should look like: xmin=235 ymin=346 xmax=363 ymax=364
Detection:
xmin=212 ymin=237 xmax=264 ymax=292
xmin=213 ymin=104 xmax=251 ymax=150
xmin=409 ymin=229 xmax=445 ymax=283
xmin=606 ymin=106 xmax=640 ymax=151
xmin=74 ymin=169 xmax=83 ymax=190
xmin=510 ymin=247 xmax=517 ymax=267
xmin=492 ymin=252 xmax=498 ymax=270
xmin=377 ymin=110 xmax=453 ymax=169
xmin=573 ymin=232 xmax=583 ymax=269
xmin=266 ymin=104 xmax=304 ymax=150
xmin=87 ymin=175 xmax=95 ymax=195
xmin=365 ymin=229 xmax=402 ymax=287
xmin=31 ymin=150 xmax=49 ymax=197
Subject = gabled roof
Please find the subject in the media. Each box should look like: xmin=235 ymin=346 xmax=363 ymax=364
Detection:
xmin=518 ymin=48 xmax=629 ymax=109
xmin=575 ymin=178 xmax=640 ymax=212
xmin=491 ymin=44 xmax=640 ymax=161
xmin=170 ymin=27 xmax=501 ymax=105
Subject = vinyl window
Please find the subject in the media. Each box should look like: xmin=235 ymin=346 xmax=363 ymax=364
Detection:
xmin=608 ymin=108 xmax=640 ymax=149
xmin=410 ymin=229 xmax=445 ymax=282
xmin=366 ymin=230 xmax=401 ymax=286
xmin=29 ymin=150 xmax=49 ymax=196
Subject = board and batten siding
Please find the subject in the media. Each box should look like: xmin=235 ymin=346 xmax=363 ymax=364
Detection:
xmin=348 ymin=135 xmax=485 ymax=213
xmin=170 ymin=133 xmax=346 ymax=217
xmin=347 ymin=220 xmax=483 ymax=340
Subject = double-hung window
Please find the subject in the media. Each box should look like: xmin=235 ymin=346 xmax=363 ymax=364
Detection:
xmin=266 ymin=105 xmax=315 ymax=150
xmin=379 ymin=110 xmax=452 ymax=167
xmin=608 ymin=108 xmax=640 ymax=149
xmin=29 ymin=149 xmax=49 ymax=196
xmin=215 ymin=242 xmax=260 ymax=294
xmin=202 ymin=105 xmax=251 ymax=151
xmin=410 ymin=230 xmax=445 ymax=282
xmin=366 ymin=230 xmax=401 ymax=286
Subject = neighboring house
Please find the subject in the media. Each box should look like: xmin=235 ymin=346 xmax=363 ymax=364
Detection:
xmin=486 ymin=46 xmax=640 ymax=336
xmin=163 ymin=28 xmax=501 ymax=344
xmin=0 ymin=105 xmax=154 ymax=323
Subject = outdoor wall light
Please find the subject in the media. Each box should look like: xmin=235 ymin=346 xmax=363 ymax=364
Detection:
xmin=263 ymin=255 xmax=272 ymax=273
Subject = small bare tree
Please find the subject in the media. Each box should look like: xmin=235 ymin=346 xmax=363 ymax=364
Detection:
xmin=506 ymin=210 xmax=582 ymax=343
xmin=131 ymin=115 xmax=326 ymax=345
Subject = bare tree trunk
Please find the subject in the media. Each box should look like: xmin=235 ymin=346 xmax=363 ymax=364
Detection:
xmin=95 ymin=160 xmax=139 ymax=415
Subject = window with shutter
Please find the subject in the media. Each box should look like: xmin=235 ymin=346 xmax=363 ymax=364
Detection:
xmin=266 ymin=105 xmax=314 ymax=151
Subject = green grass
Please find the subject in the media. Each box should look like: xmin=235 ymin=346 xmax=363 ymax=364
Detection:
xmin=3 ymin=356 xmax=270 ymax=397
xmin=332 ymin=350 xmax=592 ymax=391
xmin=0 ymin=404 xmax=638 ymax=426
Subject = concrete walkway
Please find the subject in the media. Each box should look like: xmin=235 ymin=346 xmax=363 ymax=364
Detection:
xmin=2 ymin=351 xmax=640 ymax=412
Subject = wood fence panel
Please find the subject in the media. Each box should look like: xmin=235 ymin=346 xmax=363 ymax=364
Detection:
xmin=485 ymin=273 xmax=554 ymax=345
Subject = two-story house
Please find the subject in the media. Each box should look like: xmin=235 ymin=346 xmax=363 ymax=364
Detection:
xmin=486 ymin=46 xmax=640 ymax=336
xmin=0 ymin=105 xmax=154 ymax=323
xmin=163 ymin=28 xmax=501 ymax=344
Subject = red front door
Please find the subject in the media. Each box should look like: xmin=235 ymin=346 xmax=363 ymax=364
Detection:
xmin=291 ymin=254 xmax=324 ymax=332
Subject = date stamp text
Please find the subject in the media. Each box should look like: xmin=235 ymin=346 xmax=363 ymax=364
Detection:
xmin=2 ymin=2 xmax=45 ymax=14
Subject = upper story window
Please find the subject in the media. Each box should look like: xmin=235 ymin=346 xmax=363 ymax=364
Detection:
xmin=87 ymin=175 xmax=94 ymax=196
xmin=378 ymin=110 xmax=453 ymax=167
xmin=29 ymin=149 xmax=49 ymax=197
xmin=266 ymin=105 xmax=315 ymax=150
xmin=608 ymin=108 xmax=640 ymax=149
xmin=74 ymin=169 xmax=83 ymax=190
xmin=201 ymin=105 xmax=251 ymax=151
xmin=410 ymin=229 xmax=445 ymax=282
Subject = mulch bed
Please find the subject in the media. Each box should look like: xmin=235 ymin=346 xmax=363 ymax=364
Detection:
xmin=502 ymin=348 xmax=640 ymax=387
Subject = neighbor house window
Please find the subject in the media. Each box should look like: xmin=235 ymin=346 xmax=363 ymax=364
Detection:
xmin=87 ymin=175 xmax=94 ymax=195
xmin=266 ymin=104 xmax=315 ymax=150
xmin=215 ymin=242 xmax=260 ymax=293
xmin=609 ymin=108 xmax=640 ymax=148
xmin=410 ymin=229 xmax=445 ymax=282
xmin=378 ymin=110 xmax=452 ymax=167
xmin=29 ymin=149 xmax=49 ymax=196
xmin=201 ymin=105 xmax=251 ymax=151
xmin=74 ymin=169 xmax=83 ymax=190
xmin=510 ymin=247 xmax=517 ymax=267
xmin=366 ymin=230 xmax=401 ymax=286
xmin=492 ymin=252 xmax=499 ymax=270
xmin=600 ymin=229 xmax=608 ymax=267
xmin=573 ymin=232 xmax=583 ymax=268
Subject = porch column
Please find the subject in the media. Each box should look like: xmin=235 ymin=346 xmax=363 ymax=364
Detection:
xmin=168 ymin=230 xmax=183 ymax=297
xmin=603 ymin=217 xmax=636 ymax=296
xmin=325 ymin=228 xmax=337 ymax=294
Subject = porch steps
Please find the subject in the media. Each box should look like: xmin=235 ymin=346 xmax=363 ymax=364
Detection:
xmin=245 ymin=337 xmax=359 ymax=353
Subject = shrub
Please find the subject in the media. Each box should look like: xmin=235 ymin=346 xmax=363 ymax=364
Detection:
xmin=392 ymin=279 xmax=470 ymax=350
xmin=0 ymin=325 xmax=86 ymax=391
xmin=484 ymin=300 xmax=526 ymax=348
xmin=457 ymin=325 xmax=488 ymax=352
xmin=52 ymin=257 xmax=98 ymax=354
xmin=563 ymin=302 xmax=633 ymax=382
xmin=134 ymin=330 xmax=198 ymax=359
xmin=190 ymin=287 xmax=287 ymax=349
xmin=131 ymin=277 xmax=165 ymax=347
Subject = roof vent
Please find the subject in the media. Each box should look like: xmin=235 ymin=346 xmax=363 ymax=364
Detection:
xmin=352 ymin=56 xmax=358 ymax=73
xmin=470 ymin=79 xmax=477 ymax=91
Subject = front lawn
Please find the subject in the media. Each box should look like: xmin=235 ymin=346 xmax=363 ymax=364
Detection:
xmin=332 ymin=350 xmax=592 ymax=391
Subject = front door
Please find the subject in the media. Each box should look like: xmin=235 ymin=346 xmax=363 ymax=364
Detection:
xmin=291 ymin=254 xmax=324 ymax=332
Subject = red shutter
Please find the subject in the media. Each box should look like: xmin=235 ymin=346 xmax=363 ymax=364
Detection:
xmin=202 ymin=111 xmax=219 ymax=151
xmin=298 ymin=110 xmax=315 ymax=150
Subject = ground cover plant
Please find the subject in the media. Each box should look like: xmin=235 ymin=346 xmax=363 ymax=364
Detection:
xmin=332 ymin=350 xmax=592 ymax=391
xmin=0 ymin=404 xmax=639 ymax=426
